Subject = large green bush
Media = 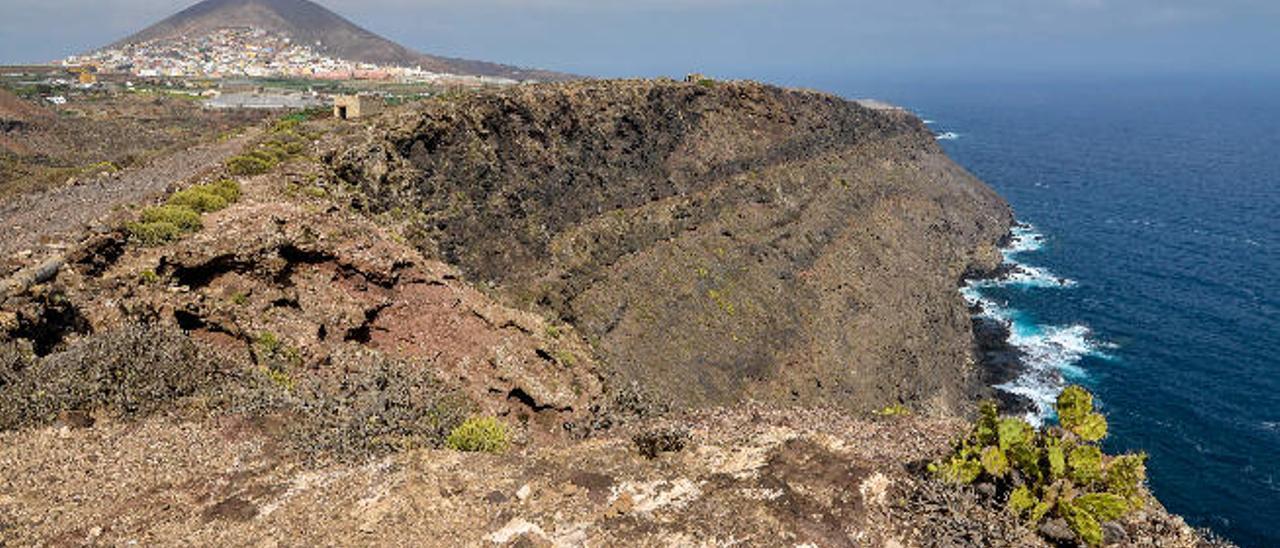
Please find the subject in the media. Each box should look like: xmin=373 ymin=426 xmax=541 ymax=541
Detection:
xmin=931 ymin=386 xmax=1147 ymax=546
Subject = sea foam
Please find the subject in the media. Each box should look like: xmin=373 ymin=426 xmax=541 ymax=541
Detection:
xmin=964 ymin=223 xmax=1112 ymax=423
xmin=935 ymin=131 xmax=960 ymax=141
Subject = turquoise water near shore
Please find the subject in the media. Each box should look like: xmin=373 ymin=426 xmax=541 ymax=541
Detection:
xmin=823 ymin=76 xmax=1279 ymax=546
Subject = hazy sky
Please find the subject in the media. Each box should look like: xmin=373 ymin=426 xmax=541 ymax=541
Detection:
xmin=2 ymin=0 xmax=1277 ymax=81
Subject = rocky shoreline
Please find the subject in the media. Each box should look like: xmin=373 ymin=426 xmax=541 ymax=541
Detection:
xmin=963 ymin=219 xmax=1097 ymax=419
xmin=964 ymin=223 xmax=1040 ymax=415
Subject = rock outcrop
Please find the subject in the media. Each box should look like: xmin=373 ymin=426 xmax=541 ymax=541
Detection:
xmin=330 ymin=80 xmax=1013 ymax=415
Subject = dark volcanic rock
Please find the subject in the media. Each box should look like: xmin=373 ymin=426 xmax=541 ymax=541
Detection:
xmin=971 ymin=315 xmax=1036 ymax=414
xmin=329 ymin=80 xmax=1014 ymax=414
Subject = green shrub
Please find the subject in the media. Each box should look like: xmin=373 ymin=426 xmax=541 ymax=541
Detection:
xmin=207 ymin=179 xmax=242 ymax=202
xmin=253 ymin=332 xmax=301 ymax=384
xmin=167 ymin=187 xmax=228 ymax=213
xmin=446 ymin=416 xmax=509 ymax=453
xmin=271 ymin=117 xmax=302 ymax=134
xmin=248 ymin=147 xmax=283 ymax=164
xmin=875 ymin=403 xmax=912 ymax=417
xmin=226 ymin=154 xmax=274 ymax=176
xmin=167 ymin=179 xmax=242 ymax=213
xmin=125 ymin=221 xmax=182 ymax=245
xmin=929 ymin=386 xmax=1147 ymax=546
xmin=139 ymin=205 xmax=202 ymax=232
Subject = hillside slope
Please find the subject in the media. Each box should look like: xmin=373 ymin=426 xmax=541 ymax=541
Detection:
xmin=110 ymin=0 xmax=564 ymax=80
xmin=0 ymin=79 xmax=1223 ymax=546
xmin=331 ymin=80 xmax=1013 ymax=415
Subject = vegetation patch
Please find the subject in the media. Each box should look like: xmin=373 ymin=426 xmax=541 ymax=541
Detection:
xmin=125 ymin=220 xmax=184 ymax=245
xmin=252 ymin=331 xmax=301 ymax=390
xmin=139 ymin=205 xmax=202 ymax=232
xmin=138 ymin=269 xmax=161 ymax=285
xmin=125 ymin=180 xmax=242 ymax=245
xmin=446 ymin=416 xmax=510 ymax=453
xmin=224 ymin=113 xmax=318 ymax=177
xmin=226 ymin=154 xmax=275 ymax=176
xmin=875 ymin=403 xmax=912 ymax=417
xmin=1 ymin=326 xmax=470 ymax=460
xmin=267 ymin=347 xmax=471 ymax=459
xmin=0 ymin=324 xmax=230 ymax=430
xmin=930 ymin=386 xmax=1147 ymax=546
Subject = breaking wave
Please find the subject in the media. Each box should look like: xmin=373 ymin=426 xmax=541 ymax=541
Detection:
xmin=935 ymin=131 xmax=960 ymax=141
xmin=964 ymin=223 xmax=1113 ymax=423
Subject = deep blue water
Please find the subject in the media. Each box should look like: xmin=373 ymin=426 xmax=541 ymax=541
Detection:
xmin=828 ymin=76 xmax=1280 ymax=546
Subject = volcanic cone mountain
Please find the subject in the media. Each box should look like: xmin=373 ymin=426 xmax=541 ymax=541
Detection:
xmin=109 ymin=0 xmax=562 ymax=80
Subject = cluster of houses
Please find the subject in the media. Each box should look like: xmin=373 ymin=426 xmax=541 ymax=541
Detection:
xmin=62 ymin=26 xmax=517 ymax=87
xmin=66 ymin=27 xmax=381 ymax=79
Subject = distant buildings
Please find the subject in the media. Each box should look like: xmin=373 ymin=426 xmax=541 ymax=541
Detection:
xmin=63 ymin=27 xmax=519 ymax=87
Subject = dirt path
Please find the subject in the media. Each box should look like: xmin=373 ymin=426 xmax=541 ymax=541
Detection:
xmin=0 ymin=128 xmax=260 ymax=259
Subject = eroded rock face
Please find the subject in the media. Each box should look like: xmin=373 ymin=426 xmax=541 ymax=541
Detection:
xmin=8 ymin=180 xmax=605 ymax=438
xmin=329 ymin=80 xmax=1013 ymax=414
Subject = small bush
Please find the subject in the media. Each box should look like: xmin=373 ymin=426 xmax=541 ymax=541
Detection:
xmin=226 ymin=154 xmax=274 ymax=176
xmin=876 ymin=403 xmax=912 ymax=417
xmin=167 ymin=187 xmax=228 ymax=213
xmin=271 ymin=117 xmax=302 ymax=134
xmin=125 ymin=179 xmax=241 ymax=246
xmin=249 ymin=147 xmax=283 ymax=164
xmin=929 ymin=387 xmax=1148 ymax=546
xmin=139 ymin=205 xmax=202 ymax=232
xmin=125 ymin=221 xmax=182 ymax=245
xmin=207 ymin=179 xmax=242 ymax=202
xmin=252 ymin=332 xmax=301 ymax=389
xmin=446 ymin=416 xmax=509 ymax=453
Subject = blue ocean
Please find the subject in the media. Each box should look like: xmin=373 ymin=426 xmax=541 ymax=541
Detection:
xmin=825 ymin=75 xmax=1279 ymax=545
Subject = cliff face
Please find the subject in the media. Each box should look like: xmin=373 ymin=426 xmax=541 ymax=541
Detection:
xmin=330 ymin=80 xmax=1013 ymax=415
xmin=0 ymin=80 xmax=1219 ymax=546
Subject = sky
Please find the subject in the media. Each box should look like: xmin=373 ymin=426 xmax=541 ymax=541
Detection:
xmin=1 ymin=0 xmax=1277 ymax=82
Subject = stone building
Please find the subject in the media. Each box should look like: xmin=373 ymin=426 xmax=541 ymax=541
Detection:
xmin=333 ymin=94 xmax=383 ymax=120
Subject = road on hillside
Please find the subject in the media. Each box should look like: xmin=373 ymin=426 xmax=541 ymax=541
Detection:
xmin=0 ymin=128 xmax=261 ymax=260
